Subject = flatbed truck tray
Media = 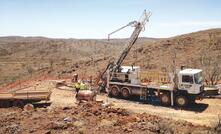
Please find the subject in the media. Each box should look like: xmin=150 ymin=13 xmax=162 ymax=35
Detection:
xmin=0 ymin=88 xmax=52 ymax=107
xmin=109 ymin=81 xmax=174 ymax=91
xmin=0 ymin=90 xmax=51 ymax=101
xmin=107 ymin=81 xmax=204 ymax=107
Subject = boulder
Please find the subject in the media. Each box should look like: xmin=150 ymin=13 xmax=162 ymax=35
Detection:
xmin=23 ymin=104 xmax=34 ymax=111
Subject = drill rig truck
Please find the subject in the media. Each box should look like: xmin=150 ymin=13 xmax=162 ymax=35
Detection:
xmin=98 ymin=10 xmax=205 ymax=107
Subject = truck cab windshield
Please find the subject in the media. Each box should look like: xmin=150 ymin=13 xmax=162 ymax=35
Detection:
xmin=194 ymin=72 xmax=203 ymax=84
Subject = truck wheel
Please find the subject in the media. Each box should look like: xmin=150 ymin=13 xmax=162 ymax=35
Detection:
xmin=13 ymin=100 xmax=24 ymax=108
xmin=160 ymin=93 xmax=171 ymax=105
xmin=121 ymin=87 xmax=130 ymax=99
xmin=111 ymin=86 xmax=120 ymax=97
xmin=175 ymin=95 xmax=188 ymax=107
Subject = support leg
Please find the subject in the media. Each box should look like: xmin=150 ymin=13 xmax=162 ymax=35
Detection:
xmin=171 ymin=91 xmax=174 ymax=106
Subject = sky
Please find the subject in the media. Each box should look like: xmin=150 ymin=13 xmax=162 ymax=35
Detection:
xmin=0 ymin=0 xmax=221 ymax=39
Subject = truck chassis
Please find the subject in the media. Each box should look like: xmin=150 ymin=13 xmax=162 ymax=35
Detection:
xmin=107 ymin=81 xmax=204 ymax=107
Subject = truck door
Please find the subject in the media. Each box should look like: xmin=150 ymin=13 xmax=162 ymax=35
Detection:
xmin=180 ymin=75 xmax=195 ymax=94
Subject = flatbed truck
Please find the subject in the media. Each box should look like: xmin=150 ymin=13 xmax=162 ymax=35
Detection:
xmin=0 ymin=88 xmax=51 ymax=107
xmin=106 ymin=67 xmax=205 ymax=107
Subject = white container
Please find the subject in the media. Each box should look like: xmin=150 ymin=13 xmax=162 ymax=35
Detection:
xmin=130 ymin=73 xmax=140 ymax=85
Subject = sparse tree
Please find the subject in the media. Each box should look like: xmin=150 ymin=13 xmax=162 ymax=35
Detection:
xmin=49 ymin=58 xmax=55 ymax=70
xmin=171 ymin=44 xmax=179 ymax=89
xmin=200 ymin=33 xmax=221 ymax=85
xmin=26 ymin=65 xmax=34 ymax=78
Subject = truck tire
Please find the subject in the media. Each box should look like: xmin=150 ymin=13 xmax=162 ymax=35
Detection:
xmin=110 ymin=86 xmax=120 ymax=97
xmin=175 ymin=95 xmax=188 ymax=107
xmin=160 ymin=93 xmax=171 ymax=105
xmin=121 ymin=87 xmax=130 ymax=99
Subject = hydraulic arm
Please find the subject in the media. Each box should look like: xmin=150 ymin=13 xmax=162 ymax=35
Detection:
xmin=109 ymin=10 xmax=151 ymax=73
xmin=96 ymin=10 xmax=151 ymax=87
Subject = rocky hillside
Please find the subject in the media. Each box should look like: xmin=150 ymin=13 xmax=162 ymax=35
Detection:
xmin=0 ymin=28 xmax=221 ymax=86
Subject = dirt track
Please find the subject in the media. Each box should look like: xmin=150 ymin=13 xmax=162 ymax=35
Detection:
xmin=102 ymin=96 xmax=221 ymax=126
xmin=47 ymin=84 xmax=221 ymax=127
xmin=0 ymin=81 xmax=221 ymax=134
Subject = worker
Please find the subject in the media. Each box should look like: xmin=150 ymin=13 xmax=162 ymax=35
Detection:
xmin=72 ymin=74 xmax=78 ymax=83
xmin=74 ymin=80 xmax=81 ymax=98
xmin=79 ymin=81 xmax=87 ymax=91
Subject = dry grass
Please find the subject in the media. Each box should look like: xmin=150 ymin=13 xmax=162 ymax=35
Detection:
xmin=0 ymin=28 xmax=221 ymax=86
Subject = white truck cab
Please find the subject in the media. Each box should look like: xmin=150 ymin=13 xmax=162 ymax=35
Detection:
xmin=178 ymin=69 xmax=204 ymax=94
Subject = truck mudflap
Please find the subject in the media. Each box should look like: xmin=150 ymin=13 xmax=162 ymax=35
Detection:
xmin=195 ymin=90 xmax=206 ymax=100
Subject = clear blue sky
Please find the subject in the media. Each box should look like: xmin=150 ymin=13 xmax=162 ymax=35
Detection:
xmin=0 ymin=0 xmax=221 ymax=39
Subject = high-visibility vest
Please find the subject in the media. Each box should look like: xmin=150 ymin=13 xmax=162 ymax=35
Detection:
xmin=80 ymin=83 xmax=86 ymax=90
xmin=74 ymin=83 xmax=80 ymax=89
